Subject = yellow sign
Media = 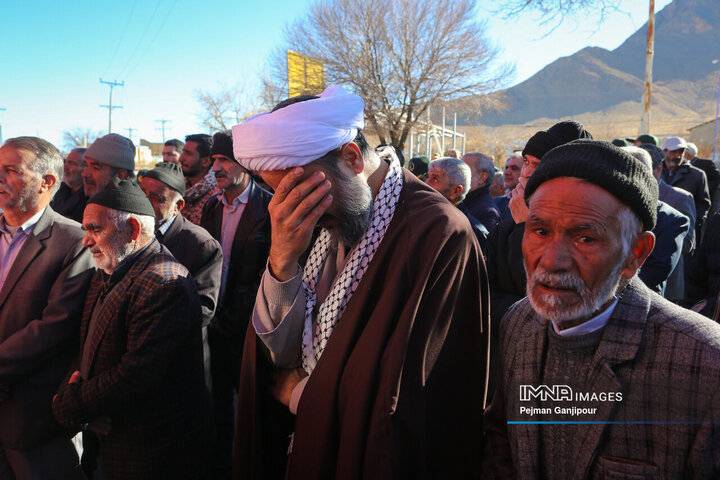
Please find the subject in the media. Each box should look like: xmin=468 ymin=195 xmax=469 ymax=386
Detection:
xmin=287 ymin=50 xmax=325 ymax=97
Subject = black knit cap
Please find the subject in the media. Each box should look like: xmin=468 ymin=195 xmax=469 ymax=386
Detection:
xmin=87 ymin=178 xmax=156 ymax=217
xmin=144 ymin=162 xmax=186 ymax=196
xmin=524 ymin=139 xmax=658 ymax=231
xmin=211 ymin=131 xmax=236 ymax=161
xmin=522 ymin=120 xmax=593 ymax=160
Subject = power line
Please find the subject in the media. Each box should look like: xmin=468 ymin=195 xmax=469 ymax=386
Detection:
xmin=116 ymin=0 xmax=165 ymax=79
xmin=125 ymin=127 xmax=136 ymax=140
xmin=101 ymin=0 xmax=139 ymax=78
xmin=123 ymin=0 xmax=180 ymax=79
xmin=99 ymin=79 xmax=124 ymax=134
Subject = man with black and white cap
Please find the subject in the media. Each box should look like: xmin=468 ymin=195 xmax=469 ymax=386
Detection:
xmin=199 ymin=131 xmax=272 ymax=480
xmin=140 ymin=162 xmax=222 ymax=328
xmin=52 ymin=179 xmax=212 ymax=479
xmin=661 ymin=136 xmax=710 ymax=237
xmin=485 ymin=139 xmax=720 ymax=479
xmin=81 ymin=133 xmax=136 ymax=198
xmin=231 ymin=86 xmax=488 ymax=479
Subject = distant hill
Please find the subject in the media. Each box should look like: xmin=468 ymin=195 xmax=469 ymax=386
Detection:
xmin=473 ymin=0 xmax=720 ymax=131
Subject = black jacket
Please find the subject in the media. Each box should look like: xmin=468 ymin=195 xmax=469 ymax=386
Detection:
xmin=160 ymin=213 xmax=222 ymax=327
xmin=462 ymin=184 xmax=500 ymax=231
xmin=201 ymin=180 xmax=272 ymax=338
xmin=661 ymin=162 xmax=710 ymax=236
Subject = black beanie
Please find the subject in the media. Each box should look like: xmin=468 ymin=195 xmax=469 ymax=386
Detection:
xmin=211 ymin=131 xmax=236 ymax=161
xmin=144 ymin=162 xmax=186 ymax=196
xmin=88 ymin=178 xmax=156 ymax=217
xmin=524 ymin=139 xmax=658 ymax=231
xmin=522 ymin=120 xmax=593 ymax=160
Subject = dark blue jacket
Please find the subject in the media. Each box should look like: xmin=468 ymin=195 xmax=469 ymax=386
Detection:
xmin=462 ymin=184 xmax=500 ymax=231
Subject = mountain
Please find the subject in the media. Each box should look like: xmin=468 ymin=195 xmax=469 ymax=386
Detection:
xmin=475 ymin=0 xmax=720 ymax=129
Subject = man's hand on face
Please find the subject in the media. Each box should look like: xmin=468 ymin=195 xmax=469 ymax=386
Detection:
xmin=508 ymin=177 xmax=530 ymax=224
xmin=268 ymin=167 xmax=333 ymax=281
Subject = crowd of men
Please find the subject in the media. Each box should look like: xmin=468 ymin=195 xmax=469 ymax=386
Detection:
xmin=1 ymin=85 xmax=720 ymax=479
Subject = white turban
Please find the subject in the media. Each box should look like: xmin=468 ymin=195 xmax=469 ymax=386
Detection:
xmin=232 ymin=85 xmax=365 ymax=171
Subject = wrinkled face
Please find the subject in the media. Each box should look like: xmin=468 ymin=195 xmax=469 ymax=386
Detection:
xmin=0 ymin=146 xmax=42 ymax=215
xmin=63 ymin=151 xmax=85 ymax=189
xmin=523 ymin=177 xmax=630 ymax=323
xmin=82 ymin=204 xmax=134 ymax=274
xmin=425 ymin=166 xmax=459 ymax=202
xmin=140 ymin=177 xmax=181 ymax=225
xmin=503 ymin=156 xmax=523 ymax=190
xmin=664 ymin=148 xmax=685 ymax=170
xmin=212 ymin=155 xmax=246 ymax=192
xmin=162 ymin=146 xmax=181 ymax=164
xmin=179 ymin=141 xmax=206 ymax=178
xmin=82 ymin=157 xmax=116 ymax=197
xmin=259 ymin=160 xmax=373 ymax=246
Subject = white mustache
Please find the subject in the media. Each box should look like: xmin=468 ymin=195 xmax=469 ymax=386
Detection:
xmin=530 ymin=269 xmax=586 ymax=293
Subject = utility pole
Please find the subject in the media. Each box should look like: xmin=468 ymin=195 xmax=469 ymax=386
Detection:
xmin=0 ymin=108 xmax=6 ymax=145
xmin=639 ymin=0 xmax=655 ymax=135
xmin=155 ymin=119 xmax=171 ymax=142
xmin=99 ymin=78 xmax=124 ymax=134
xmin=125 ymin=127 xmax=135 ymax=140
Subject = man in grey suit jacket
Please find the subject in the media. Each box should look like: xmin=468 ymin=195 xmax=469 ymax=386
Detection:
xmin=484 ymin=140 xmax=720 ymax=479
xmin=0 ymin=137 xmax=94 ymax=479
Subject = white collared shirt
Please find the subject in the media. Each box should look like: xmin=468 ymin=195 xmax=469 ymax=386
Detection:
xmin=219 ymin=183 xmax=252 ymax=298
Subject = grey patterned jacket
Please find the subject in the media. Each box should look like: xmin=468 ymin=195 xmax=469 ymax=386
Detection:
xmin=484 ymin=277 xmax=720 ymax=479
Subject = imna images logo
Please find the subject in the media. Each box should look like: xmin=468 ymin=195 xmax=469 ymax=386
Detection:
xmin=519 ymin=385 xmax=573 ymax=402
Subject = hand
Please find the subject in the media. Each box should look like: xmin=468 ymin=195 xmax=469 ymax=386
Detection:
xmin=268 ymin=167 xmax=333 ymax=281
xmin=82 ymin=416 xmax=112 ymax=436
xmin=269 ymin=367 xmax=308 ymax=407
xmin=508 ymin=179 xmax=529 ymax=224
xmin=68 ymin=370 xmax=82 ymax=384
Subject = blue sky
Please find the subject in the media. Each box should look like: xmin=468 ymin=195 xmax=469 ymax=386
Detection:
xmin=0 ymin=0 xmax=672 ymax=149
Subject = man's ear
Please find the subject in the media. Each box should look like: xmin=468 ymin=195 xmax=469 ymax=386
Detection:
xmin=41 ymin=174 xmax=57 ymax=193
xmin=449 ymin=184 xmax=463 ymax=203
xmin=126 ymin=217 xmax=141 ymax=241
xmin=175 ymin=198 xmax=185 ymax=214
xmin=622 ymin=231 xmax=655 ymax=279
xmin=201 ymin=156 xmax=213 ymax=169
xmin=479 ymin=172 xmax=489 ymax=187
xmin=338 ymin=142 xmax=364 ymax=175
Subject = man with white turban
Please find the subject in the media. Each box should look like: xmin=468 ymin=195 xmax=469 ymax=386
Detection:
xmin=231 ymin=86 xmax=489 ymax=479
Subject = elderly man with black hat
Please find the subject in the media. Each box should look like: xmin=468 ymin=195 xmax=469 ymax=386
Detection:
xmin=484 ymin=140 xmax=720 ymax=479
xmin=230 ymin=86 xmax=488 ymax=479
xmin=199 ymin=130 xmax=272 ymax=480
xmin=52 ymin=179 xmax=212 ymax=479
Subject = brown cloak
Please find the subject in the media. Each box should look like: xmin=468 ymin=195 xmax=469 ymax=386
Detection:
xmin=233 ymin=171 xmax=490 ymax=479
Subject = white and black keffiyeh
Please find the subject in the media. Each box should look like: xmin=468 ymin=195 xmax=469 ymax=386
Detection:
xmin=301 ymin=151 xmax=403 ymax=374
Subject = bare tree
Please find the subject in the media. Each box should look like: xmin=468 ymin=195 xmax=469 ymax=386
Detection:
xmin=62 ymin=127 xmax=103 ymax=153
xmin=265 ymin=0 xmax=512 ymax=150
xmin=496 ymin=0 xmax=622 ymax=28
xmin=195 ymin=81 xmax=263 ymax=132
